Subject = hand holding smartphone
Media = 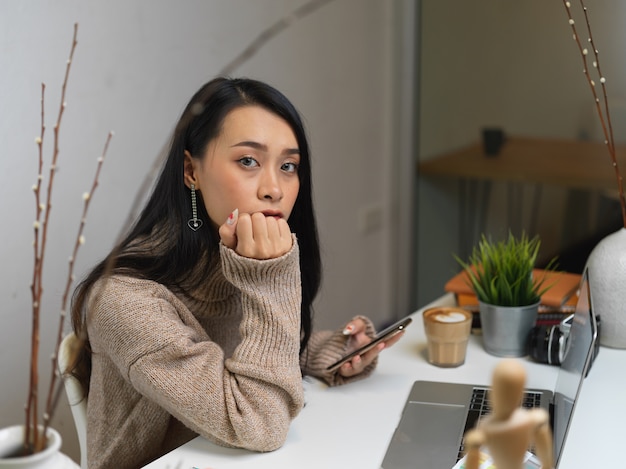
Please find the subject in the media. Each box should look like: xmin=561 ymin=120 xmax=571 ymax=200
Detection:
xmin=326 ymin=317 xmax=412 ymax=372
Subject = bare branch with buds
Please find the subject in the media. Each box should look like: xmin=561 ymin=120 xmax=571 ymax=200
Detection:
xmin=24 ymin=23 xmax=112 ymax=454
xmin=562 ymin=0 xmax=626 ymax=227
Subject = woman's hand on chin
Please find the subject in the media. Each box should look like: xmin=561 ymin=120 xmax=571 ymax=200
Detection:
xmin=219 ymin=209 xmax=292 ymax=260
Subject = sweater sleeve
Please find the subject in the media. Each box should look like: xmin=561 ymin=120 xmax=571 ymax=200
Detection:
xmin=87 ymin=238 xmax=304 ymax=453
xmin=300 ymin=315 xmax=379 ymax=386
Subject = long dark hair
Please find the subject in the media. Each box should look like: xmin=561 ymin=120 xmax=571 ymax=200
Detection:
xmin=70 ymin=77 xmax=322 ymax=393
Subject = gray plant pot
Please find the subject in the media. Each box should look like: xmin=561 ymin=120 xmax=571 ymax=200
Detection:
xmin=478 ymin=301 xmax=539 ymax=357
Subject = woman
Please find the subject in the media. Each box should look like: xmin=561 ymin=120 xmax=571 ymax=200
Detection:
xmin=70 ymin=77 xmax=402 ymax=469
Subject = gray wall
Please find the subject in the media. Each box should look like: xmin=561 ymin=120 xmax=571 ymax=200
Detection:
xmin=0 ymin=0 xmax=416 ymax=462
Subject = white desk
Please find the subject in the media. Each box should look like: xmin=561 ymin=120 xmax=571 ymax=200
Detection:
xmin=144 ymin=294 xmax=626 ymax=468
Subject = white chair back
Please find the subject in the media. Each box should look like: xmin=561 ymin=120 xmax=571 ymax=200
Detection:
xmin=58 ymin=332 xmax=88 ymax=469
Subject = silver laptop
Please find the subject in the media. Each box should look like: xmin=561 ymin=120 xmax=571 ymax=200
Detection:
xmin=381 ymin=269 xmax=598 ymax=469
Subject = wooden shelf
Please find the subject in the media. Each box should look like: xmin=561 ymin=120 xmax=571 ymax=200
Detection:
xmin=418 ymin=136 xmax=626 ymax=192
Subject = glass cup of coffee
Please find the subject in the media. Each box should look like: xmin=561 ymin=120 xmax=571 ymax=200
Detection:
xmin=423 ymin=306 xmax=473 ymax=367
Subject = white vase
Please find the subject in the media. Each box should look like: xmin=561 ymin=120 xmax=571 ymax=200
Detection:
xmin=0 ymin=425 xmax=78 ymax=469
xmin=585 ymin=227 xmax=626 ymax=348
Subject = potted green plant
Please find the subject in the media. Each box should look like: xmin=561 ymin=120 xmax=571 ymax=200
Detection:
xmin=455 ymin=232 xmax=555 ymax=357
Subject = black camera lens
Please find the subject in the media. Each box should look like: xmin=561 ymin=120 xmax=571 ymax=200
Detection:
xmin=528 ymin=324 xmax=562 ymax=365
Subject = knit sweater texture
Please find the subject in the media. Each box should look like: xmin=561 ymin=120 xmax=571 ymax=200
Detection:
xmin=85 ymin=238 xmax=376 ymax=468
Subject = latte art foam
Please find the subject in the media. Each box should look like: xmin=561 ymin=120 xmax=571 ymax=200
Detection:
xmin=434 ymin=312 xmax=467 ymax=323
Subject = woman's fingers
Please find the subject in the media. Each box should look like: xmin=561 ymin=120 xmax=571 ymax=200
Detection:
xmin=337 ymin=319 xmax=407 ymax=378
xmin=228 ymin=212 xmax=292 ymax=259
xmin=218 ymin=209 xmax=239 ymax=250
xmin=339 ymin=342 xmax=385 ymax=377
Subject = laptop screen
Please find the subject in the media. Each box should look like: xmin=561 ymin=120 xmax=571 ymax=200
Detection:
xmin=552 ymin=269 xmax=597 ymax=466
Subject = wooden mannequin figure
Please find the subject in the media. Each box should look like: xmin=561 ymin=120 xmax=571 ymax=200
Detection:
xmin=463 ymin=359 xmax=554 ymax=469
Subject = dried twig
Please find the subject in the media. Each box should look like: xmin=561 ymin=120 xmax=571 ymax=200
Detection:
xmin=41 ymin=132 xmax=113 ymax=443
xmin=220 ymin=0 xmax=334 ymax=76
xmin=25 ymin=22 xmax=112 ymax=454
xmin=562 ymin=0 xmax=626 ymax=227
xmin=26 ymin=22 xmax=79 ymax=452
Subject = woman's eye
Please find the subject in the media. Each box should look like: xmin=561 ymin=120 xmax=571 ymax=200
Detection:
xmin=282 ymin=162 xmax=299 ymax=173
xmin=238 ymin=156 xmax=258 ymax=168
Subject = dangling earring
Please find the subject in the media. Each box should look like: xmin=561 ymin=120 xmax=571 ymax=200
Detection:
xmin=187 ymin=183 xmax=203 ymax=231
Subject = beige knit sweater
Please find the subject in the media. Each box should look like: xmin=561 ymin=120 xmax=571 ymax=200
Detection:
xmin=85 ymin=238 xmax=376 ymax=469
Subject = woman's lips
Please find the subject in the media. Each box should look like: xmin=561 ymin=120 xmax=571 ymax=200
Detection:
xmin=261 ymin=210 xmax=283 ymax=218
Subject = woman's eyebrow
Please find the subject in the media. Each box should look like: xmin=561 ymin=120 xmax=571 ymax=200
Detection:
xmin=231 ymin=140 xmax=300 ymax=155
xmin=231 ymin=140 xmax=268 ymax=151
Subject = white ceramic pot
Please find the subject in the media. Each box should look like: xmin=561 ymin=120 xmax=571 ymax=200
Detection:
xmin=585 ymin=227 xmax=626 ymax=348
xmin=0 ymin=425 xmax=78 ymax=469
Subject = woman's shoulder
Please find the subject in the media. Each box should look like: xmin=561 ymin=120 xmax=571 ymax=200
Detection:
xmin=87 ymin=275 xmax=193 ymax=330
xmin=93 ymin=274 xmax=166 ymax=292
xmin=90 ymin=274 xmax=179 ymax=308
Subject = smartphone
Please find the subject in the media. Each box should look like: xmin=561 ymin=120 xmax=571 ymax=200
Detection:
xmin=325 ymin=317 xmax=412 ymax=371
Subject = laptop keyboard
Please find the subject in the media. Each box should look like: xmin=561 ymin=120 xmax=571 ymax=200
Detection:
xmin=457 ymin=387 xmax=543 ymax=460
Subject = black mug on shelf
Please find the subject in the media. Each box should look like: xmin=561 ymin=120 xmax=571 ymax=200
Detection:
xmin=482 ymin=127 xmax=505 ymax=156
